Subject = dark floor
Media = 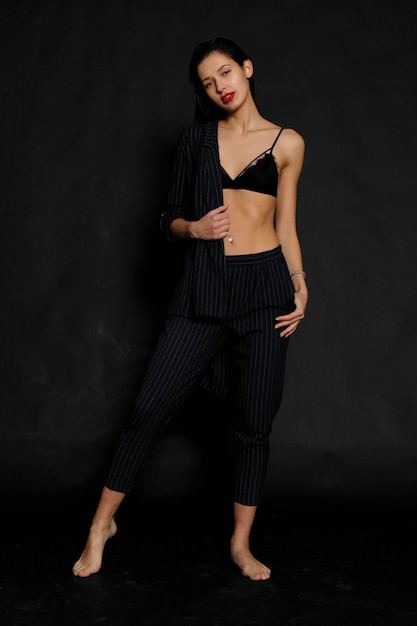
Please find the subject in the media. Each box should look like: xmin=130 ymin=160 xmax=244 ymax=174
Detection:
xmin=2 ymin=495 xmax=417 ymax=626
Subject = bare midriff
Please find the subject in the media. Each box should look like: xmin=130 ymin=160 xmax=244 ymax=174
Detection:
xmin=222 ymin=188 xmax=279 ymax=256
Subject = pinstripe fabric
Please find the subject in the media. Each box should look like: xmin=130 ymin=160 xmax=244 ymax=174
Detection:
xmin=160 ymin=121 xmax=228 ymax=318
xmin=224 ymin=248 xmax=294 ymax=505
xmin=105 ymin=247 xmax=295 ymax=506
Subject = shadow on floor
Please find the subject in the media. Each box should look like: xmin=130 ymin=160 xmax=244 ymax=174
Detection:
xmin=2 ymin=494 xmax=417 ymax=625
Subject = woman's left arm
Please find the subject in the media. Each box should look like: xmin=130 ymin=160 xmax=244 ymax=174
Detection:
xmin=274 ymin=129 xmax=308 ymax=338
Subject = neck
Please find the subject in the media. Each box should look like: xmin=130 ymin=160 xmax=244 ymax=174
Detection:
xmin=220 ymin=104 xmax=265 ymax=134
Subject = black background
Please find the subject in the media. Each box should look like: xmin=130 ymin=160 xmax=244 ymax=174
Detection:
xmin=1 ymin=0 xmax=416 ymax=511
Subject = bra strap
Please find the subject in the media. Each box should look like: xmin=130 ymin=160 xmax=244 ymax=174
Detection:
xmin=270 ymin=127 xmax=285 ymax=151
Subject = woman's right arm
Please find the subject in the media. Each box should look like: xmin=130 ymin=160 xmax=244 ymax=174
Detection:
xmin=161 ymin=126 xmax=230 ymax=242
xmin=170 ymin=205 xmax=230 ymax=240
xmin=161 ymin=129 xmax=229 ymax=241
xmin=159 ymin=129 xmax=193 ymax=241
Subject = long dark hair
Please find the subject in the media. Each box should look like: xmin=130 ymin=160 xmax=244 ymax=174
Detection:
xmin=188 ymin=37 xmax=256 ymax=124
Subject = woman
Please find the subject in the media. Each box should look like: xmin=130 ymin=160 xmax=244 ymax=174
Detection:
xmin=72 ymin=37 xmax=307 ymax=582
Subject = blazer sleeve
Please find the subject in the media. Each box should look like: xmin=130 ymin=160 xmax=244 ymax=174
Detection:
xmin=160 ymin=127 xmax=196 ymax=241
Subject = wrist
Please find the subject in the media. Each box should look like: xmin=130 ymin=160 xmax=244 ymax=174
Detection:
xmin=290 ymin=269 xmax=306 ymax=279
xmin=187 ymin=221 xmax=196 ymax=239
xmin=294 ymin=284 xmax=308 ymax=295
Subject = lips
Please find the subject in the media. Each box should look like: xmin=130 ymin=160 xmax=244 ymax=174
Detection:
xmin=221 ymin=92 xmax=234 ymax=104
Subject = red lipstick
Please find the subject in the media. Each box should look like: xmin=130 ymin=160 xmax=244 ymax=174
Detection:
xmin=221 ymin=92 xmax=234 ymax=104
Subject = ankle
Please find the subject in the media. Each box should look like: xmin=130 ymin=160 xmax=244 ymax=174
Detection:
xmin=90 ymin=516 xmax=114 ymax=532
xmin=231 ymin=535 xmax=249 ymax=551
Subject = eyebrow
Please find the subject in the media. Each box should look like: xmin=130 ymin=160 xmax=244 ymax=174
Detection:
xmin=201 ymin=63 xmax=232 ymax=82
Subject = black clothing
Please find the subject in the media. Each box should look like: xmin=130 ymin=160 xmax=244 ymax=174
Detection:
xmin=105 ymin=247 xmax=294 ymax=505
xmin=104 ymin=121 xmax=295 ymax=505
xmin=221 ymin=128 xmax=284 ymax=196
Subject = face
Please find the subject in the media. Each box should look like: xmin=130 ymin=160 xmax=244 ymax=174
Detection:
xmin=197 ymin=51 xmax=253 ymax=111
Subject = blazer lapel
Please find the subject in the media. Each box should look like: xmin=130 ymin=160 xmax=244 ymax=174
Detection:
xmin=201 ymin=121 xmax=223 ymax=211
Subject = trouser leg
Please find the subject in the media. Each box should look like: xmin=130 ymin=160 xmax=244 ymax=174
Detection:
xmin=105 ymin=314 xmax=225 ymax=493
xmin=224 ymin=246 xmax=295 ymax=507
xmin=231 ymin=306 xmax=290 ymax=505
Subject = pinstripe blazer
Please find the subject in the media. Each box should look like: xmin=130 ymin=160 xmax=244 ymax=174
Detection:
xmin=160 ymin=120 xmax=228 ymax=319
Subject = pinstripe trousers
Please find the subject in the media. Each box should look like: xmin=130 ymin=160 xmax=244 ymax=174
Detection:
xmin=105 ymin=246 xmax=295 ymax=506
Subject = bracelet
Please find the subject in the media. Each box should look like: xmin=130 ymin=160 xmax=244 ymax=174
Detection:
xmin=290 ymin=270 xmax=306 ymax=278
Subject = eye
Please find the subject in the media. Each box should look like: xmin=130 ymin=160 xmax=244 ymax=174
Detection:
xmin=223 ymin=70 xmax=231 ymax=76
xmin=204 ymin=80 xmax=213 ymax=89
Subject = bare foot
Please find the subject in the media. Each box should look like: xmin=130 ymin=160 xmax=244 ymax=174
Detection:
xmin=72 ymin=518 xmax=117 ymax=577
xmin=231 ymin=545 xmax=271 ymax=581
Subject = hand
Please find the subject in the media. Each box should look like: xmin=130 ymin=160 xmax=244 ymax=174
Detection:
xmin=190 ymin=205 xmax=230 ymax=240
xmin=275 ymin=290 xmax=307 ymax=338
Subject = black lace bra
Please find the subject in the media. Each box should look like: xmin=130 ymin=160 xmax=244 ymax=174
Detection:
xmin=221 ymin=128 xmax=284 ymax=197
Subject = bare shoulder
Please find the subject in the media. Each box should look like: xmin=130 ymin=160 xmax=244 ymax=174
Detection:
xmin=276 ymin=127 xmax=305 ymax=170
xmin=280 ymin=127 xmax=305 ymax=151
